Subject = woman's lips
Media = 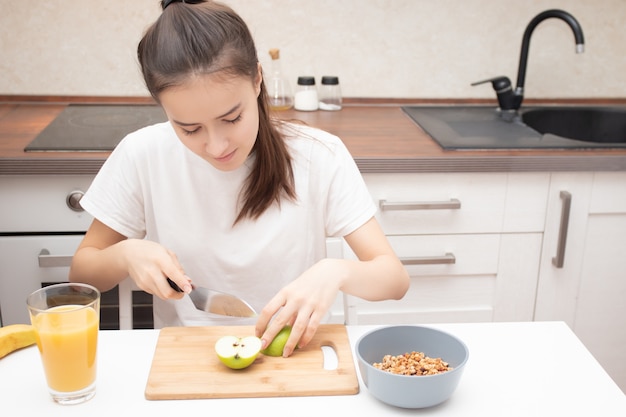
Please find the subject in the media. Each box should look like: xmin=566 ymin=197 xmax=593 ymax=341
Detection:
xmin=214 ymin=149 xmax=236 ymax=163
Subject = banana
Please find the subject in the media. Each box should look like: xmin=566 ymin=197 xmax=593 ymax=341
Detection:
xmin=0 ymin=324 xmax=37 ymax=359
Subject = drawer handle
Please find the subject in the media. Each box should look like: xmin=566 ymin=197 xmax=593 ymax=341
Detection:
xmin=379 ymin=198 xmax=461 ymax=211
xmin=552 ymin=191 xmax=572 ymax=268
xmin=38 ymin=249 xmax=73 ymax=268
xmin=401 ymin=253 xmax=456 ymax=265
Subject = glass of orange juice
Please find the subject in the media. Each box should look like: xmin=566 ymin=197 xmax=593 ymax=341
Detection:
xmin=26 ymin=283 xmax=100 ymax=405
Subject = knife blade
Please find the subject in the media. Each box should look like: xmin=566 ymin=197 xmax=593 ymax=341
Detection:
xmin=167 ymin=278 xmax=257 ymax=318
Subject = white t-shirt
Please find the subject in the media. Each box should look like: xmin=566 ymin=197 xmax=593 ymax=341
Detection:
xmin=80 ymin=120 xmax=376 ymax=327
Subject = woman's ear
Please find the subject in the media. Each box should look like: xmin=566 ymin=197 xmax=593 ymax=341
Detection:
xmin=254 ymin=62 xmax=263 ymax=97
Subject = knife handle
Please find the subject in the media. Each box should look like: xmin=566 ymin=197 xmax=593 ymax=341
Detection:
xmin=167 ymin=277 xmax=184 ymax=293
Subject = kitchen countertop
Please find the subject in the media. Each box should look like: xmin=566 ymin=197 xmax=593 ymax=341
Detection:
xmin=1 ymin=322 xmax=624 ymax=416
xmin=1 ymin=102 xmax=626 ymax=175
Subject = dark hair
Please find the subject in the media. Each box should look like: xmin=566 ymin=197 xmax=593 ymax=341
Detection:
xmin=138 ymin=0 xmax=295 ymax=224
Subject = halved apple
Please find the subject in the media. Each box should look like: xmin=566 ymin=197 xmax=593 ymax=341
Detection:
xmin=261 ymin=325 xmax=292 ymax=357
xmin=215 ymin=335 xmax=262 ymax=369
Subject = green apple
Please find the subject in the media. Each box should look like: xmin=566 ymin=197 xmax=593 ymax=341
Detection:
xmin=215 ymin=335 xmax=262 ymax=369
xmin=261 ymin=325 xmax=293 ymax=357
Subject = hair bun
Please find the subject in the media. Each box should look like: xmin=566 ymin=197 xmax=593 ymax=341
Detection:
xmin=161 ymin=0 xmax=178 ymax=9
xmin=161 ymin=0 xmax=205 ymax=10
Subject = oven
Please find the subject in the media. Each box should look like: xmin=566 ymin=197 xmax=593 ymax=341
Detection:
xmin=0 ymin=175 xmax=153 ymax=329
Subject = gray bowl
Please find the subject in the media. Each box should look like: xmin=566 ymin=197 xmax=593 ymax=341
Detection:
xmin=355 ymin=325 xmax=469 ymax=409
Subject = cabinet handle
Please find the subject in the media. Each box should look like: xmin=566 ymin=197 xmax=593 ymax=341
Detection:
xmin=401 ymin=253 xmax=456 ymax=265
xmin=38 ymin=249 xmax=73 ymax=268
xmin=379 ymin=198 xmax=461 ymax=211
xmin=552 ymin=191 xmax=572 ymax=268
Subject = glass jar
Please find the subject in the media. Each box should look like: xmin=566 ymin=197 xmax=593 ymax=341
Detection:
xmin=294 ymin=76 xmax=318 ymax=111
xmin=318 ymin=76 xmax=342 ymax=111
xmin=266 ymin=48 xmax=294 ymax=111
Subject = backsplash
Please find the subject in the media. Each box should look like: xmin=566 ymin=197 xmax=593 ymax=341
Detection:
xmin=1 ymin=0 xmax=624 ymax=99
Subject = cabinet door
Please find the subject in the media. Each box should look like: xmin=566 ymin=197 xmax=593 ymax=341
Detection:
xmin=574 ymin=213 xmax=626 ymax=392
xmin=363 ymin=173 xmax=509 ymax=235
xmin=535 ymin=172 xmax=594 ymax=325
xmin=573 ymin=172 xmax=626 ymax=393
xmin=349 ymin=172 xmax=547 ymax=325
xmin=535 ymin=171 xmax=626 ymax=392
xmin=0 ymin=175 xmax=93 ymax=233
xmin=0 ymin=235 xmax=84 ymax=326
xmin=343 ymin=232 xmax=541 ymax=325
xmin=364 ymin=172 xmax=548 ymax=235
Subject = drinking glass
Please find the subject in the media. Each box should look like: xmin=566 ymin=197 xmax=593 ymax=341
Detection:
xmin=26 ymin=283 xmax=100 ymax=405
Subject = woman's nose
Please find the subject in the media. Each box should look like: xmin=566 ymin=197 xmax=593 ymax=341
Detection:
xmin=204 ymin=133 xmax=229 ymax=157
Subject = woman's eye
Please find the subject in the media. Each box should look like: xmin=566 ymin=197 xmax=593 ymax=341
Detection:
xmin=224 ymin=114 xmax=242 ymax=124
xmin=182 ymin=127 xmax=201 ymax=136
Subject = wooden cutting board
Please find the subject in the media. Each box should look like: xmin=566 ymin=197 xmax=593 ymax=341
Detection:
xmin=145 ymin=324 xmax=359 ymax=400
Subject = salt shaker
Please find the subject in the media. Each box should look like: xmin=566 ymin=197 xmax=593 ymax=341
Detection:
xmin=294 ymin=76 xmax=318 ymax=111
xmin=318 ymin=76 xmax=342 ymax=111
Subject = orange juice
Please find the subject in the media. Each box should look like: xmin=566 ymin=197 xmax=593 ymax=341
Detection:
xmin=33 ymin=305 xmax=99 ymax=393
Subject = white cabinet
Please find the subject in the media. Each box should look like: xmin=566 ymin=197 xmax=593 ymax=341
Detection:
xmin=340 ymin=170 xmax=625 ymax=392
xmin=536 ymin=172 xmax=626 ymax=392
xmin=2 ymin=170 xmax=623 ymax=392
xmin=535 ymin=173 xmax=594 ymax=324
xmin=343 ymin=172 xmax=549 ymax=325
xmin=0 ymin=175 xmax=94 ymax=326
xmin=0 ymin=175 xmax=94 ymax=233
xmin=0 ymin=235 xmax=84 ymax=325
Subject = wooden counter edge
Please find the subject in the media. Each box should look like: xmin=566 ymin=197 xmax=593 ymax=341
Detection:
xmin=2 ymin=99 xmax=626 ymax=175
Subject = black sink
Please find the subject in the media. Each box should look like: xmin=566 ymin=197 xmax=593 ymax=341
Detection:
xmin=402 ymin=106 xmax=626 ymax=150
xmin=521 ymin=107 xmax=626 ymax=144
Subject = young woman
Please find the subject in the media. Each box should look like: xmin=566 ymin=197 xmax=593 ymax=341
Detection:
xmin=69 ymin=0 xmax=409 ymax=357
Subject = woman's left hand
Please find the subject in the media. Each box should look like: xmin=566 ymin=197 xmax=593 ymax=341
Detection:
xmin=255 ymin=217 xmax=410 ymax=358
xmin=254 ymin=258 xmax=344 ymax=357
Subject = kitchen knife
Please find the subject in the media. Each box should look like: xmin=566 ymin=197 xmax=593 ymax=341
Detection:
xmin=167 ymin=278 xmax=257 ymax=318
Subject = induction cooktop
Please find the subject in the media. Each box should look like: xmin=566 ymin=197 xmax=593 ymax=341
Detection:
xmin=25 ymin=104 xmax=167 ymax=152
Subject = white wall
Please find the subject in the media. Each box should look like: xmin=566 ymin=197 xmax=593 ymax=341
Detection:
xmin=1 ymin=0 xmax=624 ymax=99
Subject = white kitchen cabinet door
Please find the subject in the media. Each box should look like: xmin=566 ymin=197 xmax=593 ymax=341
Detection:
xmin=343 ymin=232 xmax=542 ymax=325
xmin=343 ymin=171 xmax=548 ymax=325
xmin=572 ymin=172 xmax=626 ymax=393
xmin=588 ymin=171 xmax=626 ymax=213
xmin=363 ymin=172 xmax=509 ymax=235
xmin=0 ymin=235 xmax=83 ymax=326
xmin=535 ymin=171 xmax=626 ymax=393
xmin=0 ymin=175 xmax=93 ymax=233
xmin=534 ymin=172 xmax=594 ymax=326
xmin=574 ymin=213 xmax=626 ymax=393
xmin=364 ymin=172 xmax=549 ymax=235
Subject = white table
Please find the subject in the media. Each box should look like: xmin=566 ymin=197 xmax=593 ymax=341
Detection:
xmin=1 ymin=322 xmax=624 ymax=416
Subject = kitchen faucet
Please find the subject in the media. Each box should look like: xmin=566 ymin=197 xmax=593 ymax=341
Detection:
xmin=472 ymin=9 xmax=585 ymax=113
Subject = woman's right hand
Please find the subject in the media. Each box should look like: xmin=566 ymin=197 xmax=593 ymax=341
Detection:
xmin=120 ymin=238 xmax=192 ymax=300
xmin=69 ymin=219 xmax=191 ymax=300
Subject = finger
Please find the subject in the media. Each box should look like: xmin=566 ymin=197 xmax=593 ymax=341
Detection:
xmin=259 ymin=309 xmax=297 ymax=353
xmin=162 ymin=277 xmax=187 ymax=300
xmin=162 ymin=265 xmax=192 ymax=295
xmin=254 ymin=314 xmax=270 ymax=340
xmin=282 ymin=311 xmax=314 ymax=357
xmin=156 ymin=246 xmax=190 ymax=294
xmin=258 ymin=314 xmax=289 ymax=351
xmin=255 ymin=294 xmax=287 ymax=339
xmin=293 ymin=312 xmax=323 ymax=351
